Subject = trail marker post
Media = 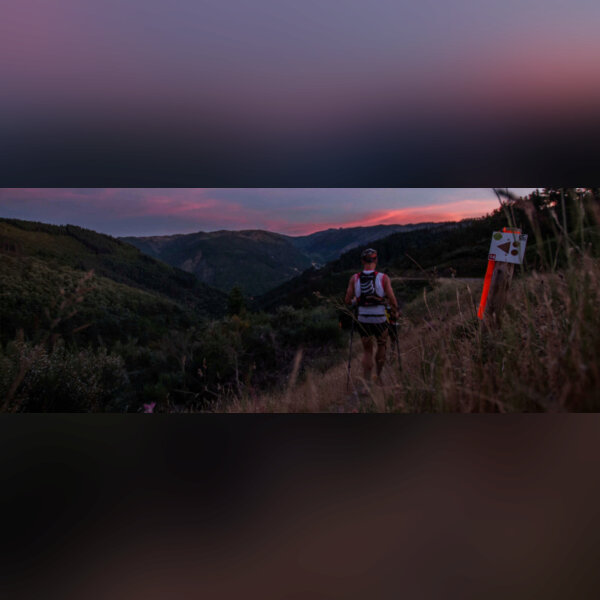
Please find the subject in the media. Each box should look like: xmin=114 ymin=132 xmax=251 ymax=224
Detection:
xmin=477 ymin=227 xmax=527 ymax=324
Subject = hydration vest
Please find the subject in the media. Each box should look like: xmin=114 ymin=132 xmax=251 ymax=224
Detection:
xmin=354 ymin=271 xmax=387 ymax=324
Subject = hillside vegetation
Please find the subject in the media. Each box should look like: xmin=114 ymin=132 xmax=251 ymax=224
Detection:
xmin=0 ymin=255 xmax=201 ymax=346
xmin=0 ymin=218 xmax=232 ymax=410
xmin=0 ymin=220 xmax=346 ymax=411
xmin=0 ymin=218 xmax=225 ymax=317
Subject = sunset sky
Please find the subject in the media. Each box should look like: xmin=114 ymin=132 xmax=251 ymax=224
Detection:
xmin=0 ymin=188 xmax=536 ymax=237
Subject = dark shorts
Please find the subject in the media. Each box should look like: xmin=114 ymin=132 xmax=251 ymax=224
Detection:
xmin=358 ymin=322 xmax=388 ymax=343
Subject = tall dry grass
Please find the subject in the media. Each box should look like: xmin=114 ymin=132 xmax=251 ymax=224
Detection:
xmin=387 ymin=260 xmax=600 ymax=412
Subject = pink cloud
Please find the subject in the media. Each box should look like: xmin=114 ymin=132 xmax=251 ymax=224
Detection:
xmin=274 ymin=198 xmax=500 ymax=235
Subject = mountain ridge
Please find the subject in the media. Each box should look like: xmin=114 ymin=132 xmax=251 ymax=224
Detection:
xmin=121 ymin=222 xmax=443 ymax=295
xmin=121 ymin=228 xmax=312 ymax=296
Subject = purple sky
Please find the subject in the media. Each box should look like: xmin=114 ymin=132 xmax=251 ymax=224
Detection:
xmin=0 ymin=188 xmax=536 ymax=237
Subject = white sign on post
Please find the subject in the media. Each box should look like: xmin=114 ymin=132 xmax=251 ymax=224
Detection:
xmin=488 ymin=231 xmax=528 ymax=264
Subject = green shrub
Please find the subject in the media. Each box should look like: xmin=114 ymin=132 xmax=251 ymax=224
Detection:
xmin=2 ymin=339 xmax=130 ymax=412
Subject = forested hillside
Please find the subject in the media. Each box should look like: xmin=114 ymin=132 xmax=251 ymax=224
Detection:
xmin=0 ymin=218 xmax=225 ymax=315
xmin=0 ymin=219 xmax=344 ymax=412
xmin=286 ymin=223 xmax=441 ymax=263
xmin=122 ymin=229 xmax=312 ymax=296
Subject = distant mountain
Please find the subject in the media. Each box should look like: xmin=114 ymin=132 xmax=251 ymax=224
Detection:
xmin=122 ymin=223 xmax=442 ymax=296
xmin=122 ymin=229 xmax=312 ymax=297
xmin=286 ymin=223 xmax=442 ymax=264
xmin=0 ymin=218 xmax=226 ymax=344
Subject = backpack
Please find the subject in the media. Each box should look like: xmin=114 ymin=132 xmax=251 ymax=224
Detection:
xmin=356 ymin=271 xmax=386 ymax=307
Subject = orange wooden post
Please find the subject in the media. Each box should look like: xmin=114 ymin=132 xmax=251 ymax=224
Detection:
xmin=478 ymin=227 xmax=521 ymax=324
xmin=477 ymin=259 xmax=496 ymax=319
xmin=486 ymin=261 xmax=515 ymax=325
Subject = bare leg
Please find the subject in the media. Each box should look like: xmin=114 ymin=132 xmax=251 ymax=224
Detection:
xmin=361 ymin=337 xmax=374 ymax=381
xmin=375 ymin=331 xmax=388 ymax=376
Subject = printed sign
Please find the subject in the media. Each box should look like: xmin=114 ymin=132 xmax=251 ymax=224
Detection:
xmin=488 ymin=231 xmax=527 ymax=264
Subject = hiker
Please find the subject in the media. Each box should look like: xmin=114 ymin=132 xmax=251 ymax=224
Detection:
xmin=345 ymin=248 xmax=399 ymax=383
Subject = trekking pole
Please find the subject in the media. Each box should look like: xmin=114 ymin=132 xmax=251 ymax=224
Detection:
xmin=394 ymin=322 xmax=402 ymax=371
xmin=346 ymin=309 xmax=356 ymax=391
xmin=387 ymin=309 xmax=401 ymax=372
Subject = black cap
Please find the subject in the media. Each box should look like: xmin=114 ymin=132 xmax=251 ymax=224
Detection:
xmin=361 ymin=248 xmax=377 ymax=261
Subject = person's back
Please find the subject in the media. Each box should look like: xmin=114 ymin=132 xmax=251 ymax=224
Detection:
xmin=345 ymin=248 xmax=399 ymax=383
xmin=354 ymin=269 xmax=387 ymax=325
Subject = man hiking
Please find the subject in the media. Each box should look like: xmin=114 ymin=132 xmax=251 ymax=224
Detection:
xmin=345 ymin=248 xmax=399 ymax=384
